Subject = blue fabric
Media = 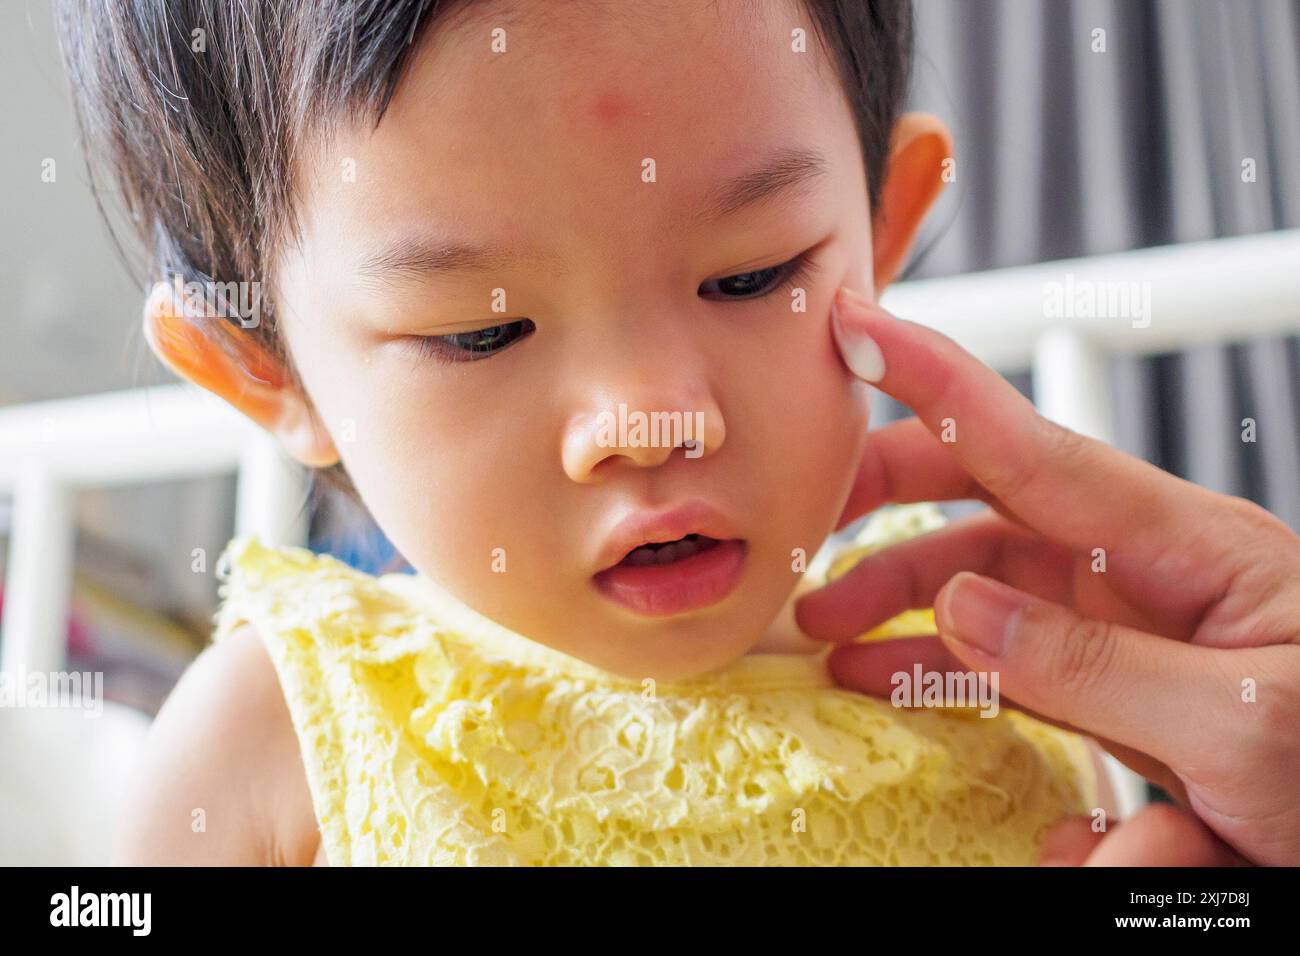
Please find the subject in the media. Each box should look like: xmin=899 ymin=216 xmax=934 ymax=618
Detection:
xmin=309 ymin=524 xmax=412 ymax=576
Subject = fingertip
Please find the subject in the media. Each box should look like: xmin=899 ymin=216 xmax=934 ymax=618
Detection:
xmin=792 ymin=589 xmax=858 ymax=644
xmin=825 ymin=642 xmax=887 ymax=693
xmin=830 ymin=312 xmax=885 ymax=385
xmin=835 ymin=283 xmax=891 ymax=313
xmin=835 ymin=283 xmax=869 ymax=303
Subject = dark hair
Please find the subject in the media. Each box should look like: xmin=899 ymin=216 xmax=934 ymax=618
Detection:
xmin=58 ymin=0 xmax=913 ymax=502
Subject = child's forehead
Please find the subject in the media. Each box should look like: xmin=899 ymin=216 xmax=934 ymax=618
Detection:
xmin=427 ymin=0 xmax=806 ymax=77
xmin=289 ymin=0 xmax=853 ymax=248
xmin=362 ymin=3 xmax=821 ymax=148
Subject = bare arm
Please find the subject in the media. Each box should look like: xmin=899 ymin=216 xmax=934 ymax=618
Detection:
xmin=112 ymin=623 xmax=320 ymax=866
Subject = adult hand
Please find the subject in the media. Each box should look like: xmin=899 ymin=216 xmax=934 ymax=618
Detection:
xmin=796 ymin=285 xmax=1300 ymax=866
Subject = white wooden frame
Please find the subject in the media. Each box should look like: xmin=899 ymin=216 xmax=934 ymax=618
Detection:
xmin=0 ymin=387 xmax=308 ymax=672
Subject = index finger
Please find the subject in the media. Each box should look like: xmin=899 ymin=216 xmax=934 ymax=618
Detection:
xmin=830 ymin=285 xmax=1223 ymax=564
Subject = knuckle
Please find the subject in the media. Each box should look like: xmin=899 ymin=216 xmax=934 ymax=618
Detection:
xmin=1050 ymin=615 xmax=1119 ymax=696
xmin=1037 ymin=417 xmax=1092 ymax=470
xmin=994 ymin=417 xmax=1090 ymax=502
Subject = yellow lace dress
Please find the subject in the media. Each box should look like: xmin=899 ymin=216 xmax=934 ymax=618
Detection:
xmin=211 ymin=505 xmax=1096 ymax=866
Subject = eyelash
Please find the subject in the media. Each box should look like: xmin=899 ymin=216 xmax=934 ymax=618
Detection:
xmin=404 ymin=318 xmax=536 ymax=363
xmin=403 ymin=249 xmax=820 ymax=364
xmin=697 ymin=248 xmax=821 ymax=302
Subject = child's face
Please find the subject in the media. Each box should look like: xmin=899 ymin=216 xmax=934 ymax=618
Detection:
xmin=274 ymin=0 xmax=877 ymax=680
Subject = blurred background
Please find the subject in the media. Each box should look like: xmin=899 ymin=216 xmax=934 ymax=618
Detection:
xmin=0 ymin=0 xmax=1297 ymax=863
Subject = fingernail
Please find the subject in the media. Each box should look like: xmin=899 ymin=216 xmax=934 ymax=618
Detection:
xmin=831 ymin=288 xmax=885 ymax=382
xmin=937 ymin=573 xmax=1029 ymax=657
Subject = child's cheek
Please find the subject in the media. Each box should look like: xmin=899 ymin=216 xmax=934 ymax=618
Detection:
xmin=785 ymin=299 xmax=873 ymax=521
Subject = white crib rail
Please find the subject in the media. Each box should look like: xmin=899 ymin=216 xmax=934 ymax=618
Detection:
xmin=882 ymin=228 xmax=1300 ymax=374
xmin=0 ymin=385 xmax=308 ymax=672
xmin=1 ymin=229 xmax=1298 ymax=822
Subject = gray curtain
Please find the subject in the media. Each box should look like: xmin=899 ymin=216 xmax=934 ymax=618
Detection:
xmin=886 ymin=0 xmax=1300 ymax=528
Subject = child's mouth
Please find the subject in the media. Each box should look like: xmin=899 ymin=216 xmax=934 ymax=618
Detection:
xmin=593 ymin=534 xmax=748 ymax=617
xmin=617 ymin=532 xmax=719 ymax=566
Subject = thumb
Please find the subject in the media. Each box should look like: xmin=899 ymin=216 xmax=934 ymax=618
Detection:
xmin=933 ymin=572 xmax=1227 ymax=771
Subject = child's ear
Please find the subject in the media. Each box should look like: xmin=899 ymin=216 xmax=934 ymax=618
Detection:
xmin=870 ymin=112 xmax=955 ymax=292
xmin=141 ymin=281 xmax=340 ymax=468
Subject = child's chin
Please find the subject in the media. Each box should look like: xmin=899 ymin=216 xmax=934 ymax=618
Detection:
xmin=572 ymin=609 xmax=779 ymax=683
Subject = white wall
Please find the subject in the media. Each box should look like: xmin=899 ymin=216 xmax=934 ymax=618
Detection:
xmin=0 ymin=0 xmax=234 ymax=628
xmin=0 ymin=0 xmax=168 ymax=404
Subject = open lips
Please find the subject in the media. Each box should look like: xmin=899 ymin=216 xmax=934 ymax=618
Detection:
xmin=617 ymin=533 xmax=723 ymax=566
xmin=590 ymin=501 xmax=748 ymax=616
xmin=594 ymin=534 xmax=748 ymax=617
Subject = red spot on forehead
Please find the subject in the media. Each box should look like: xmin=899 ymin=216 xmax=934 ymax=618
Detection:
xmin=590 ymin=89 xmax=631 ymax=125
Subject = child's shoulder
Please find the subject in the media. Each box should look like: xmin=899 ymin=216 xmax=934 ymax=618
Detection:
xmin=114 ymin=620 xmax=320 ymax=865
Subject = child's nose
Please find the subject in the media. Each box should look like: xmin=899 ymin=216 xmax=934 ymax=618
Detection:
xmin=560 ymin=390 xmax=726 ymax=484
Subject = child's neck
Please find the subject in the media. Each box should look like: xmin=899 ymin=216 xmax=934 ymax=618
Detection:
xmin=748 ymin=584 xmax=826 ymax=655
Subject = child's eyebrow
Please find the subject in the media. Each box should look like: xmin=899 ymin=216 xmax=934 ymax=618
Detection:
xmin=694 ymin=145 xmax=829 ymax=225
xmin=356 ymin=236 xmax=523 ymax=287
xmin=353 ymin=145 xmax=829 ymax=288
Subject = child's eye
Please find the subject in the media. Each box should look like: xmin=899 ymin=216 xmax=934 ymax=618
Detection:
xmin=698 ymin=249 xmax=820 ymax=301
xmin=402 ymin=251 xmax=817 ymax=364
xmin=405 ymin=318 xmax=536 ymax=363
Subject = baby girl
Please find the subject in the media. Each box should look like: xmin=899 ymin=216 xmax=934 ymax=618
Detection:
xmin=59 ymin=0 xmax=1107 ymax=864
